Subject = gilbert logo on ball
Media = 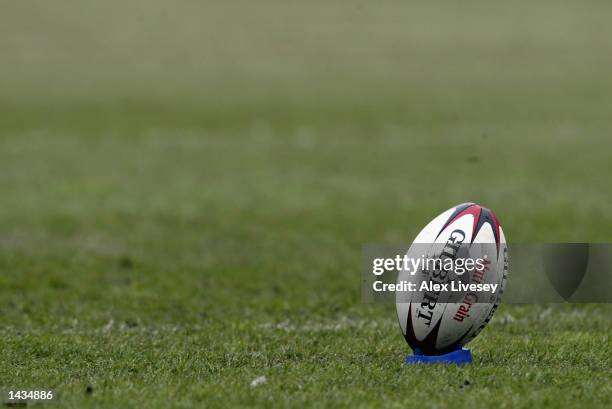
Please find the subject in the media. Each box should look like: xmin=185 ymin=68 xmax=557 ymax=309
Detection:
xmin=396 ymin=203 xmax=509 ymax=365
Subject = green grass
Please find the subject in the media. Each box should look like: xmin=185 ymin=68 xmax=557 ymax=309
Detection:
xmin=1 ymin=1 xmax=611 ymax=408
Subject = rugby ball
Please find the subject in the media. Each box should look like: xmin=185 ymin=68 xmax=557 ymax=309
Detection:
xmin=396 ymin=203 xmax=508 ymax=355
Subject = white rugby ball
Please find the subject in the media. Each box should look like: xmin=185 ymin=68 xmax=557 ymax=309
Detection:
xmin=396 ymin=203 xmax=508 ymax=355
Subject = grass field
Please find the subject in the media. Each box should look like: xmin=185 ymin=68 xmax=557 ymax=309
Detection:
xmin=1 ymin=1 xmax=611 ymax=408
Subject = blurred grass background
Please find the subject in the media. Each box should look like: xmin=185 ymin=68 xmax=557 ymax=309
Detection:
xmin=0 ymin=1 xmax=611 ymax=408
